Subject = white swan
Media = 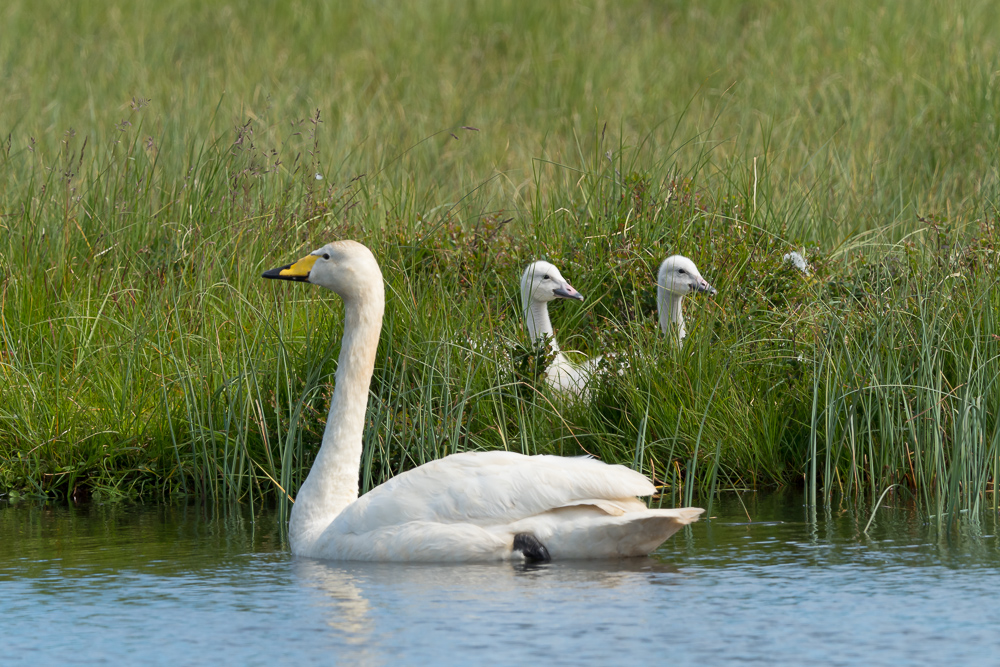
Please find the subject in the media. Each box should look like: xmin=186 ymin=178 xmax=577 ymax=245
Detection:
xmin=657 ymin=255 xmax=716 ymax=344
xmin=520 ymin=260 xmax=599 ymax=395
xmin=263 ymin=241 xmax=703 ymax=561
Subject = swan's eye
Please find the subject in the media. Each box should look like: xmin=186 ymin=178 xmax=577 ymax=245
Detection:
xmin=677 ymin=268 xmax=686 ymax=275
xmin=543 ymin=274 xmax=551 ymax=280
xmin=323 ymin=253 xmax=330 ymax=260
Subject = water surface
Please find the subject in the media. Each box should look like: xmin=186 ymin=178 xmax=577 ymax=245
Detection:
xmin=3 ymin=494 xmax=999 ymax=664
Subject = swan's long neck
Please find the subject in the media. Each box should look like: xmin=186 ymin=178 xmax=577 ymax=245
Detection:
xmin=289 ymin=282 xmax=384 ymax=551
xmin=524 ymin=300 xmax=560 ymax=351
xmin=658 ymin=289 xmax=686 ymax=343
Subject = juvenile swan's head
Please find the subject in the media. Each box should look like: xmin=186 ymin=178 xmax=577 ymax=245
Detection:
xmin=657 ymin=256 xmax=716 ymax=298
xmin=263 ymin=240 xmax=383 ymax=302
xmin=520 ymin=260 xmax=584 ymax=310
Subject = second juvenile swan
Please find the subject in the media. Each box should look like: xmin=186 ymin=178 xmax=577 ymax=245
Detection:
xmin=657 ymin=255 xmax=717 ymax=344
xmin=264 ymin=241 xmax=703 ymax=562
xmin=520 ymin=260 xmax=597 ymax=395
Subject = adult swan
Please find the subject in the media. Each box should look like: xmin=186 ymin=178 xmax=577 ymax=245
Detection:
xmin=264 ymin=241 xmax=703 ymax=561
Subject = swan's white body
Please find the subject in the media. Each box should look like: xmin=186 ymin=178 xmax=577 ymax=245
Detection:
xmin=657 ymin=255 xmax=716 ymax=345
xmin=300 ymin=450 xmax=701 ymax=561
xmin=520 ymin=260 xmax=600 ymax=395
xmin=264 ymin=241 xmax=703 ymax=562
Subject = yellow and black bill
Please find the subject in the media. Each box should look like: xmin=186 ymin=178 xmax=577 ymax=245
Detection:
xmin=262 ymin=254 xmax=318 ymax=282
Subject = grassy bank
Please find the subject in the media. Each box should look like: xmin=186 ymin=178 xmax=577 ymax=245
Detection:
xmin=3 ymin=0 xmax=1000 ymax=519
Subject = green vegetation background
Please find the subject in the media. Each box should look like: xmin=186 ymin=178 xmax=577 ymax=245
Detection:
xmin=3 ymin=0 xmax=1000 ymax=518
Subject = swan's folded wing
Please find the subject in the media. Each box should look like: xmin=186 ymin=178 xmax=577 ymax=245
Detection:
xmin=335 ymin=451 xmax=658 ymax=532
xmin=558 ymin=497 xmax=649 ymax=516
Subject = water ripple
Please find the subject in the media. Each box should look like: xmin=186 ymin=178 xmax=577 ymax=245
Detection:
xmin=2 ymin=495 xmax=999 ymax=665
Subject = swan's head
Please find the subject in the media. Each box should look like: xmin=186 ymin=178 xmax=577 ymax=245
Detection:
xmin=657 ymin=255 xmax=716 ymax=298
xmin=263 ymin=240 xmax=383 ymax=301
xmin=520 ymin=260 xmax=584 ymax=308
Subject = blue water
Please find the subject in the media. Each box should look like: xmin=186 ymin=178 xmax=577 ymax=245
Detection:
xmin=3 ymin=495 xmax=999 ymax=665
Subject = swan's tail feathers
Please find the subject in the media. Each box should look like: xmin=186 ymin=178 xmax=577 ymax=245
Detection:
xmin=612 ymin=507 xmax=705 ymax=556
xmin=660 ymin=507 xmax=705 ymax=524
xmin=526 ymin=506 xmax=705 ymax=559
xmin=513 ymin=533 xmax=552 ymax=562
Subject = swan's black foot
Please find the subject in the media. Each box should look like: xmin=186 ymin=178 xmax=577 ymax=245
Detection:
xmin=513 ymin=533 xmax=551 ymax=562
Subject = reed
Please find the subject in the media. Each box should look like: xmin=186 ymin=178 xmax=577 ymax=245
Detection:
xmin=2 ymin=0 xmax=1000 ymax=518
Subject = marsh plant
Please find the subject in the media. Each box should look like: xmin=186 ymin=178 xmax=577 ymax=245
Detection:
xmin=2 ymin=0 xmax=1000 ymax=522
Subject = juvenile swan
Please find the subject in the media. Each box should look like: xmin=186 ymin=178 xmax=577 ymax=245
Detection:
xmin=264 ymin=241 xmax=703 ymax=561
xmin=520 ymin=260 xmax=596 ymax=395
xmin=657 ymin=255 xmax=717 ymax=344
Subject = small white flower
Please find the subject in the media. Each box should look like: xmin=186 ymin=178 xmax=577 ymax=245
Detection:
xmin=783 ymin=250 xmax=811 ymax=275
xmin=315 ymin=173 xmax=323 ymax=180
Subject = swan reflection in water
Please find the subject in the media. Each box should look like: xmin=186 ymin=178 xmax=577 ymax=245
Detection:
xmin=293 ymin=559 xmax=376 ymax=648
xmin=294 ymin=556 xmax=688 ymax=645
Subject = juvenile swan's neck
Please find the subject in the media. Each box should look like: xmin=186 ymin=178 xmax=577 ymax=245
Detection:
xmin=289 ymin=279 xmax=385 ymax=551
xmin=658 ymin=291 xmax=686 ymax=343
xmin=524 ymin=301 xmax=560 ymax=352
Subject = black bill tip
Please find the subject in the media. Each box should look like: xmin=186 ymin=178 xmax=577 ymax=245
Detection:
xmin=262 ymin=264 xmax=309 ymax=282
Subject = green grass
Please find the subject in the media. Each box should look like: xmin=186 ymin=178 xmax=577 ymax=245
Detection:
xmin=3 ymin=0 xmax=1000 ymax=519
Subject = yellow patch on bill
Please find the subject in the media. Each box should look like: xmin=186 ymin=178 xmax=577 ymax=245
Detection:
xmin=280 ymin=254 xmax=318 ymax=277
